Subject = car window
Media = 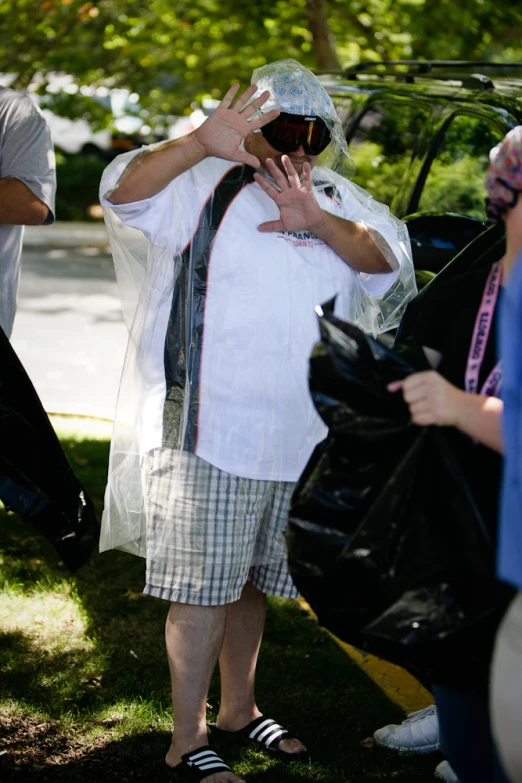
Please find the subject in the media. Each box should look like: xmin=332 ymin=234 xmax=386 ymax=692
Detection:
xmin=346 ymin=100 xmax=430 ymax=209
xmin=417 ymin=114 xmax=501 ymax=220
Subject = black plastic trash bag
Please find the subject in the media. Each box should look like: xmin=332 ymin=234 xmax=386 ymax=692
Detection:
xmin=0 ymin=326 xmax=99 ymax=572
xmin=287 ymin=303 xmax=511 ymax=689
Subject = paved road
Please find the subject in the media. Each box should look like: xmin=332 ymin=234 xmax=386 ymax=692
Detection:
xmin=11 ymin=222 xmax=127 ymax=419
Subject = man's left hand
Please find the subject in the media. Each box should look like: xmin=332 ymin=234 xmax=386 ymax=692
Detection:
xmin=254 ymin=156 xmax=326 ymax=234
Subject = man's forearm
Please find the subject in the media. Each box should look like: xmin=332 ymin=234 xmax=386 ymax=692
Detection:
xmin=108 ymin=132 xmax=208 ymax=205
xmin=310 ymin=210 xmax=392 ymax=273
xmin=0 ymin=178 xmax=50 ymax=225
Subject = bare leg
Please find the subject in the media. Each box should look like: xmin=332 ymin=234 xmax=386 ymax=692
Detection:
xmin=165 ymin=601 xmax=245 ymax=783
xmin=217 ymin=582 xmax=266 ymax=728
xmin=216 ymin=582 xmax=306 ymax=755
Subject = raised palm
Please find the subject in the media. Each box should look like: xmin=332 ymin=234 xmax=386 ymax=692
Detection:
xmin=254 ymin=157 xmax=325 ymax=234
xmin=193 ymin=84 xmax=279 ymax=168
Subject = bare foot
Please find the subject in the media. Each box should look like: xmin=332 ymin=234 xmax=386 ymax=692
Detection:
xmin=278 ymin=736 xmax=307 ymax=755
xmin=215 ymin=708 xmax=262 ymax=733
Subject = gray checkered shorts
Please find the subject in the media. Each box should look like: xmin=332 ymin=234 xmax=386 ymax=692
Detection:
xmin=142 ymin=450 xmax=300 ymax=606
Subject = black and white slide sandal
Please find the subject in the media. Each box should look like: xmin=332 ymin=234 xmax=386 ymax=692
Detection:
xmin=210 ymin=716 xmax=310 ymax=762
xmin=168 ymin=745 xmax=234 ymax=781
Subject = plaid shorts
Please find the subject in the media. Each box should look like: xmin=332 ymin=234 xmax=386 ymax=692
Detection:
xmin=142 ymin=450 xmax=300 ymax=606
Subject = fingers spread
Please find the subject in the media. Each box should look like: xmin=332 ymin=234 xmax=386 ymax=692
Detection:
xmin=281 ymin=155 xmax=300 ymax=187
xmin=253 ymin=172 xmax=278 ymax=197
xmin=249 ymin=108 xmax=280 ymax=130
xmin=219 ymin=84 xmax=274 ymax=118
xmin=265 ymin=158 xmax=288 ymax=189
xmin=220 ymin=83 xmax=241 ymax=110
xmin=239 ymin=89 xmax=272 ymax=117
xmin=302 ymin=161 xmax=313 ymax=186
xmin=232 ymin=83 xmax=258 ymax=112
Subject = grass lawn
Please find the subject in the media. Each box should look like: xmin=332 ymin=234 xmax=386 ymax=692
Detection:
xmin=0 ymin=417 xmax=439 ymax=782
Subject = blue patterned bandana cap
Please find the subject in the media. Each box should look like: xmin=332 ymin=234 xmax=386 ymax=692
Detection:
xmin=250 ymin=59 xmax=354 ymax=177
xmin=251 ymin=59 xmax=337 ymax=122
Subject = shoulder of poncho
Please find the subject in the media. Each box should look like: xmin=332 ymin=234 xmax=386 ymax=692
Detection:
xmin=312 ymin=165 xmax=336 ymax=185
xmin=157 ymin=157 xmax=246 ymax=200
xmin=313 ymin=167 xmax=360 ymax=205
xmin=102 ymin=150 xmax=243 ymax=199
xmin=188 ymin=155 xmax=244 ymax=178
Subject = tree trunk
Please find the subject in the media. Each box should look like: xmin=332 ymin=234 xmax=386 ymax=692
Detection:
xmin=306 ymin=0 xmax=341 ymax=70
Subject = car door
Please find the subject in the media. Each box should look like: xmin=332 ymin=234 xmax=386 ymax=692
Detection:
xmin=342 ymin=93 xmax=511 ymax=275
xmin=343 ymin=94 xmax=435 ymax=219
xmin=403 ymin=109 xmax=509 ymax=273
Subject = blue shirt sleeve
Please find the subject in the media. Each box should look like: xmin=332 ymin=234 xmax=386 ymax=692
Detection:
xmin=498 ymin=252 xmax=522 ymax=590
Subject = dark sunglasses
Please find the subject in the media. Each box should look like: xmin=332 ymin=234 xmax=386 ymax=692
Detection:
xmin=260 ymin=112 xmax=332 ymax=156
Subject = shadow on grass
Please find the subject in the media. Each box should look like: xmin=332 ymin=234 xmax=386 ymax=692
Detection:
xmin=0 ymin=434 xmax=438 ymax=782
xmin=0 ymin=724 xmax=169 ymax=782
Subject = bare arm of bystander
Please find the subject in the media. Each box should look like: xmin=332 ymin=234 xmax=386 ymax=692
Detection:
xmin=388 ymin=371 xmax=504 ymax=453
xmin=0 ymin=177 xmax=50 ymax=225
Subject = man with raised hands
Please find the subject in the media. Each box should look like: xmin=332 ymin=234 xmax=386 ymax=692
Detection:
xmin=99 ymin=59 xmax=414 ymax=782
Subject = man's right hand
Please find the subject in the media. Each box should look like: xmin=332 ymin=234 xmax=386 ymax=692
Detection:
xmin=192 ymin=84 xmax=279 ymax=169
xmin=108 ymin=84 xmax=279 ymax=205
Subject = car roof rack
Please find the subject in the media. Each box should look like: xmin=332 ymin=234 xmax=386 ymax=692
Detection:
xmin=317 ymin=61 xmax=522 ymax=91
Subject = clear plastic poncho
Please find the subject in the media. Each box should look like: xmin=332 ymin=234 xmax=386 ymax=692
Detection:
xmin=99 ymin=59 xmax=416 ymax=576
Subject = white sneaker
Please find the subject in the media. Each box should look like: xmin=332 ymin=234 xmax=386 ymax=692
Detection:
xmin=434 ymin=760 xmax=460 ymax=782
xmin=373 ymin=704 xmax=440 ymax=753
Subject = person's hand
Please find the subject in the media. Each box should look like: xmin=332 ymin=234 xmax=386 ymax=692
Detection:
xmin=388 ymin=370 xmax=466 ymax=427
xmin=192 ymin=84 xmax=279 ymax=168
xmin=254 ymin=156 xmax=326 ymax=234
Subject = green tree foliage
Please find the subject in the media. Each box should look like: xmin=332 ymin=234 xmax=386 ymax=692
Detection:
xmin=350 ymin=141 xmax=407 ymax=207
xmin=419 ymin=154 xmax=489 ymax=219
xmin=327 ymin=0 xmax=522 ymax=64
xmin=1 ymin=0 xmax=521 ymax=120
xmin=349 ymin=111 xmax=498 ymax=220
xmin=1 ymin=0 xmax=316 ymax=115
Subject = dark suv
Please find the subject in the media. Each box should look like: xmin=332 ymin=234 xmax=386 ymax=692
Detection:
xmin=318 ymin=61 xmax=522 ymax=278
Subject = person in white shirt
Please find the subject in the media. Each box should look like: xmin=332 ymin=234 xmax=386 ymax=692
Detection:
xmin=99 ymin=59 xmax=415 ymax=783
xmin=0 ymin=86 xmax=56 ymax=338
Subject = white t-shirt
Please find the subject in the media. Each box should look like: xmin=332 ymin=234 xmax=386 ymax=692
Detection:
xmin=104 ymin=156 xmax=403 ymax=481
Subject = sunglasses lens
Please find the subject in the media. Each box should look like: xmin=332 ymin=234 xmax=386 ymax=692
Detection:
xmin=261 ymin=113 xmax=331 ymax=155
xmin=306 ymin=121 xmax=331 ymax=154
